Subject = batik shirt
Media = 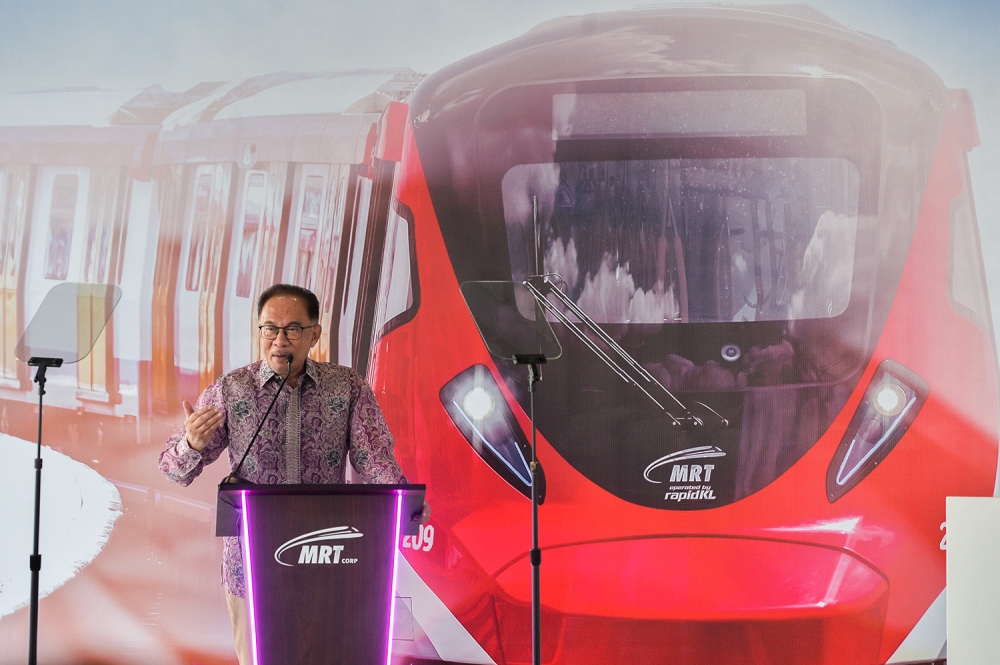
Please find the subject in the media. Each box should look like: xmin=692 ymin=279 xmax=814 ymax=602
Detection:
xmin=158 ymin=359 xmax=407 ymax=597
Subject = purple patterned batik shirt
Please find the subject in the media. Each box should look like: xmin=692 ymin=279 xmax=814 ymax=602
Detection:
xmin=158 ymin=358 xmax=406 ymax=597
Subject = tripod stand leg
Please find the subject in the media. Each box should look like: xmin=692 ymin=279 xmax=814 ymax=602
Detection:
xmin=27 ymin=358 xmax=59 ymax=665
xmin=528 ymin=361 xmax=542 ymax=665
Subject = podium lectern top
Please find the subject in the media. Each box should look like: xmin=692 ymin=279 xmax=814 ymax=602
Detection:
xmin=217 ymin=483 xmax=425 ymax=537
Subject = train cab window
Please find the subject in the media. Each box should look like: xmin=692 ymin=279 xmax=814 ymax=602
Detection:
xmin=45 ymin=174 xmax=79 ymax=281
xmin=185 ymin=173 xmax=213 ymax=291
xmin=502 ymin=157 xmax=860 ymax=325
xmin=236 ymin=172 xmax=267 ymax=298
xmin=948 ymin=161 xmax=992 ymax=333
xmin=373 ymin=200 xmax=417 ymax=340
xmin=472 ymin=77 xmax=880 ymax=394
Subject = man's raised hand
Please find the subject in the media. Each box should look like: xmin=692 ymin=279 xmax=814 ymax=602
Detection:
xmin=183 ymin=400 xmax=224 ymax=451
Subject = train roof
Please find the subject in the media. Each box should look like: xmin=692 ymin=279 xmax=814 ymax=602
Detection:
xmin=156 ymin=69 xmax=423 ymax=166
xmin=410 ymin=5 xmax=947 ymax=123
xmin=0 ymin=71 xmax=424 ymax=167
xmin=162 ymin=69 xmax=422 ymax=127
xmin=0 ymin=87 xmax=170 ymax=165
xmin=0 ymin=87 xmax=147 ymax=128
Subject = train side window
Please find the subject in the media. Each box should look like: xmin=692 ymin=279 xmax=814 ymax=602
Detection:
xmin=185 ymin=173 xmax=213 ymax=291
xmin=294 ymin=174 xmax=325 ymax=288
xmin=44 ymin=174 xmax=79 ymax=281
xmin=0 ymin=168 xmax=25 ymax=279
xmin=0 ymin=171 xmax=5 ymax=275
xmin=236 ymin=172 xmax=267 ymax=298
xmin=83 ymin=169 xmax=120 ymax=283
xmin=948 ymin=158 xmax=992 ymax=334
xmin=0 ymin=167 xmax=30 ymax=383
xmin=326 ymin=176 xmax=347 ymax=312
xmin=373 ymin=200 xmax=418 ymax=340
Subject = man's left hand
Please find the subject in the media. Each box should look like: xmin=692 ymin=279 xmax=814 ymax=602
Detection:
xmin=412 ymin=500 xmax=431 ymax=524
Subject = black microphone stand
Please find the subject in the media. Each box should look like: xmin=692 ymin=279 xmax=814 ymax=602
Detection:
xmin=227 ymin=356 xmax=293 ymax=482
xmin=27 ymin=356 xmax=63 ymax=665
xmin=216 ymin=357 xmax=294 ymax=536
xmin=513 ymin=353 xmax=545 ymax=665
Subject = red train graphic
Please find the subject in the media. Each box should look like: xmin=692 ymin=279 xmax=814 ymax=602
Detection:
xmin=372 ymin=7 xmax=998 ymax=665
xmin=0 ymin=6 xmax=995 ymax=665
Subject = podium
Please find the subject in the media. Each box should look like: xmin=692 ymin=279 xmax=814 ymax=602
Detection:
xmin=218 ymin=483 xmax=425 ymax=665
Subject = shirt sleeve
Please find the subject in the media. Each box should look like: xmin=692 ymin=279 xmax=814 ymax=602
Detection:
xmin=347 ymin=373 xmax=408 ymax=484
xmin=158 ymin=380 xmax=231 ymax=486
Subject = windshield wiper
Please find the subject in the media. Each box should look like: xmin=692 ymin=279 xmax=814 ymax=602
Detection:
xmin=522 ymin=274 xmax=724 ymax=428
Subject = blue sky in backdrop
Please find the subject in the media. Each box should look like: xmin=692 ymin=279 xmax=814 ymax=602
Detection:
xmin=1 ymin=0 xmax=998 ymax=328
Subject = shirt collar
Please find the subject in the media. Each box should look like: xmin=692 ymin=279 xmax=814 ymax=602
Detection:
xmin=257 ymin=357 xmax=317 ymax=388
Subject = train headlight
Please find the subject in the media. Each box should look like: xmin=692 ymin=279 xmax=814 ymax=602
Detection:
xmin=462 ymin=387 xmax=496 ymax=421
xmin=440 ymin=365 xmax=544 ymax=502
xmin=872 ymin=384 xmax=907 ymax=417
xmin=826 ymin=360 xmax=928 ymax=502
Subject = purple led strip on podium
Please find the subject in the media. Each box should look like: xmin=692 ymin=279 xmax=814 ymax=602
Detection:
xmin=239 ymin=486 xmax=412 ymax=665
xmin=240 ymin=490 xmax=260 ymax=665
xmin=385 ymin=491 xmax=404 ymax=665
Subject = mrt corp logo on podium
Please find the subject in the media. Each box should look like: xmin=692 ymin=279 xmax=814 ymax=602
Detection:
xmin=273 ymin=527 xmax=363 ymax=566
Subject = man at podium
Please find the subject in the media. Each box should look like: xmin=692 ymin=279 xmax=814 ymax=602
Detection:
xmin=157 ymin=283 xmax=423 ymax=665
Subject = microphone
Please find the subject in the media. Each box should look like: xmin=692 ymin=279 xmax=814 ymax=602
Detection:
xmin=226 ymin=354 xmax=295 ymax=483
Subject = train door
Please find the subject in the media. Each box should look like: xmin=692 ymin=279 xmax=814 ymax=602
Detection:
xmin=23 ymin=168 xmax=89 ymax=390
xmin=223 ymin=164 xmax=287 ymax=371
xmin=75 ymin=166 xmax=127 ymax=403
xmin=0 ymin=166 xmax=31 ymax=389
xmin=279 ymin=163 xmax=350 ymax=363
xmin=173 ymin=163 xmax=233 ymax=397
xmin=22 ymin=166 xmax=129 ymax=404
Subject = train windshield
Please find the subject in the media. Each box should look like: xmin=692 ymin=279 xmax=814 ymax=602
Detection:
xmin=502 ymin=157 xmax=860 ymax=325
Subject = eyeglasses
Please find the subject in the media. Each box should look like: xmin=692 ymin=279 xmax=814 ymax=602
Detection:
xmin=258 ymin=325 xmax=316 ymax=341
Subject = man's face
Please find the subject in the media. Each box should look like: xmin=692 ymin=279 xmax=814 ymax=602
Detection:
xmin=258 ymin=295 xmax=321 ymax=380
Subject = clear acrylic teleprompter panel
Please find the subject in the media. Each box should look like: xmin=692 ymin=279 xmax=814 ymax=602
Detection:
xmin=460 ymin=280 xmax=562 ymax=362
xmin=16 ymin=282 xmax=122 ymax=364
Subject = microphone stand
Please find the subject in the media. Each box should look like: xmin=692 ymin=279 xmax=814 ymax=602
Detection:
xmin=227 ymin=355 xmax=293 ymax=483
xmin=513 ymin=353 xmax=545 ymax=665
xmin=27 ymin=356 xmax=63 ymax=665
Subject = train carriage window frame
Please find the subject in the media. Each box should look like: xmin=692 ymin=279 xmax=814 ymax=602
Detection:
xmin=288 ymin=166 xmax=330 ymax=290
xmin=235 ymin=170 xmax=268 ymax=299
xmin=312 ymin=173 xmax=341 ymax=308
xmin=44 ymin=172 xmax=81 ymax=281
xmin=321 ymin=174 xmax=349 ymax=314
xmin=0 ymin=167 xmax=28 ymax=283
xmin=82 ymin=167 xmax=121 ymax=284
xmin=0 ymin=170 xmax=5 ymax=276
xmin=184 ymin=172 xmax=214 ymax=292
